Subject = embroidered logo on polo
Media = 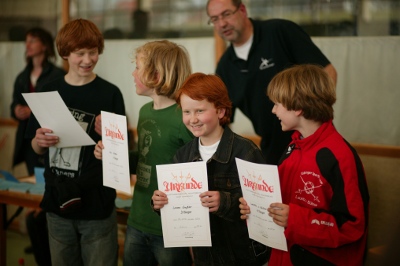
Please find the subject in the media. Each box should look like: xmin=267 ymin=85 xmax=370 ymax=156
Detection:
xmin=278 ymin=143 xmax=296 ymax=164
xmin=259 ymin=57 xmax=275 ymax=70
xmin=294 ymin=171 xmax=323 ymax=206
xmin=286 ymin=144 xmax=296 ymax=155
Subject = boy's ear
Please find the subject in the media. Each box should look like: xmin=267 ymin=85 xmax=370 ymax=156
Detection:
xmin=294 ymin=110 xmax=303 ymax=116
xmin=217 ymin=108 xmax=226 ymax=119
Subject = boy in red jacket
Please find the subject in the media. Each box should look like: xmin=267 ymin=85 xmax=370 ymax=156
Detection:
xmin=239 ymin=64 xmax=369 ymax=266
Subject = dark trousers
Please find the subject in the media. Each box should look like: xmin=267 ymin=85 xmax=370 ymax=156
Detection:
xmin=26 ymin=211 xmax=52 ymax=266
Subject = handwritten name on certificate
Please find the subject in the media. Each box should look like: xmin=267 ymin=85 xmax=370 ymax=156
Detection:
xmin=156 ymin=161 xmax=211 ymax=248
xmin=101 ymin=111 xmax=131 ymax=194
xmin=236 ymin=158 xmax=288 ymax=251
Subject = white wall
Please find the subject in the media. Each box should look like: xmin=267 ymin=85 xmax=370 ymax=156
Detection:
xmin=1 ymin=36 xmax=400 ymax=146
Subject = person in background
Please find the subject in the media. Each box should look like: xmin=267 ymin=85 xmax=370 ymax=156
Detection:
xmin=25 ymin=210 xmax=51 ymax=266
xmin=11 ymin=27 xmax=65 ymax=176
xmin=28 ymin=19 xmax=126 ymax=266
xmin=94 ymin=40 xmax=193 ymax=266
xmin=10 ymin=27 xmax=65 ymax=266
xmin=239 ymin=64 xmax=369 ymax=266
xmin=206 ymin=0 xmax=337 ymax=165
xmin=152 ymin=73 xmax=270 ymax=266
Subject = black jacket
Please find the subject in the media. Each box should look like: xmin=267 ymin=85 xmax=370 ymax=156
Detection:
xmin=10 ymin=61 xmax=65 ymax=169
xmin=174 ymin=126 xmax=270 ymax=266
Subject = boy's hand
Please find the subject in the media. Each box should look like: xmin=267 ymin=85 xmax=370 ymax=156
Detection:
xmin=94 ymin=114 xmax=102 ymax=135
xmin=268 ymin=203 xmax=289 ymax=228
xmin=200 ymin=191 xmax=220 ymax=212
xmin=32 ymin=128 xmax=59 ymax=155
xmin=239 ymin=197 xmax=250 ymax=219
xmin=34 ymin=128 xmax=59 ymax=148
xmin=152 ymin=190 xmax=168 ymax=210
xmin=94 ymin=140 xmax=104 ymax=160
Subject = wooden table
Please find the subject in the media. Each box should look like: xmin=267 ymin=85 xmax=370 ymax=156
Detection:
xmin=0 ymin=189 xmax=130 ymax=265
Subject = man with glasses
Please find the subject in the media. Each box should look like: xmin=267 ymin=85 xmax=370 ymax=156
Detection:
xmin=207 ymin=0 xmax=337 ymax=165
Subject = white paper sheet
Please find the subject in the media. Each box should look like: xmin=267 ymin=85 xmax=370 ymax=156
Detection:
xmin=22 ymin=91 xmax=95 ymax=148
xmin=156 ymin=161 xmax=211 ymax=247
xmin=236 ymin=158 xmax=288 ymax=251
xmin=101 ymin=111 xmax=131 ymax=194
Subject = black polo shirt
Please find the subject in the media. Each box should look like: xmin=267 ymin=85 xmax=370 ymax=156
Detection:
xmin=216 ymin=18 xmax=331 ymax=164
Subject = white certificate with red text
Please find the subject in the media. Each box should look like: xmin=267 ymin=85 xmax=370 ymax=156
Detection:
xmin=236 ymin=158 xmax=288 ymax=251
xmin=101 ymin=111 xmax=131 ymax=194
xmin=156 ymin=161 xmax=211 ymax=247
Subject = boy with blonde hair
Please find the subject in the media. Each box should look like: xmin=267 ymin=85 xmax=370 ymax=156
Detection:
xmin=95 ymin=40 xmax=194 ymax=265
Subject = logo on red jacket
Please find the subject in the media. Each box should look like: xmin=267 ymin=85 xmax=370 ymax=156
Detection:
xmin=294 ymin=171 xmax=324 ymax=207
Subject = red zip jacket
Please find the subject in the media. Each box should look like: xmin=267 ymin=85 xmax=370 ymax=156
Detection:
xmin=269 ymin=121 xmax=369 ymax=266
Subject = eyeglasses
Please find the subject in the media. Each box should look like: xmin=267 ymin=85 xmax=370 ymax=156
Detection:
xmin=208 ymin=5 xmax=240 ymax=25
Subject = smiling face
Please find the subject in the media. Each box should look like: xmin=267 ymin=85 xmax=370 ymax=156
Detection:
xmin=272 ymin=102 xmax=301 ymax=132
xmin=180 ymin=94 xmax=225 ymax=145
xmin=65 ymin=48 xmax=98 ymax=80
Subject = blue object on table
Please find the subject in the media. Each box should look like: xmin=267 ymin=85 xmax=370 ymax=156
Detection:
xmin=28 ymin=167 xmax=46 ymax=194
xmin=9 ymin=182 xmax=34 ymax=193
xmin=34 ymin=167 xmax=45 ymax=184
xmin=29 ymin=183 xmax=45 ymax=195
xmin=0 ymin=169 xmax=35 ymax=192
xmin=0 ymin=169 xmax=18 ymax=182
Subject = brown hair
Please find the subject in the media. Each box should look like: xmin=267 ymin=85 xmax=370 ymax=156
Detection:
xmin=56 ymin=19 xmax=104 ymax=57
xmin=267 ymin=64 xmax=336 ymax=122
xmin=176 ymin=73 xmax=232 ymax=126
xmin=135 ymin=40 xmax=192 ymax=99
xmin=25 ymin=27 xmax=56 ymax=65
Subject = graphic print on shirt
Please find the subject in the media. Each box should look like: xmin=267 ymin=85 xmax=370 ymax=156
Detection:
xmin=49 ymin=108 xmax=95 ymax=178
xmin=136 ymin=119 xmax=161 ymax=188
xmin=259 ymin=57 xmax=275 ymax=70
xmin=294 ymin=171 xmax=324 ymax=207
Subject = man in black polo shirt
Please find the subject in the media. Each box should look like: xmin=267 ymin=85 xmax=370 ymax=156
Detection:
xmin=207 ymin=0 xmax=337 ymax=164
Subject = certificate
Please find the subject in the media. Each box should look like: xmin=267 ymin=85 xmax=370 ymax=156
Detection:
xmin=236 ymin=158 xmax=288 ymax=251
xmin=22 ymin=91 xmax=95 ymax=148
xmin=101 ymin=111 xmax=131 ymax=194
xmin=156 ymin=161 xmax=211 ymax=247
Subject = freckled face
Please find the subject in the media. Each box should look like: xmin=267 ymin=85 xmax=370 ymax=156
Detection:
xmin=66 ymin=48 xmax=99 ymax=78
xmin=180 ymin=94 xmax=225 ymax=144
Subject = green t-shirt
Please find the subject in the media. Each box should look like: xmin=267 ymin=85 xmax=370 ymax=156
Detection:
xmin=127 ymin=102 xmax=193 ymax=235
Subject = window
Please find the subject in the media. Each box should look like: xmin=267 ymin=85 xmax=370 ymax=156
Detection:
xmin=1 ymin=0 xmax=398 ymax=41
